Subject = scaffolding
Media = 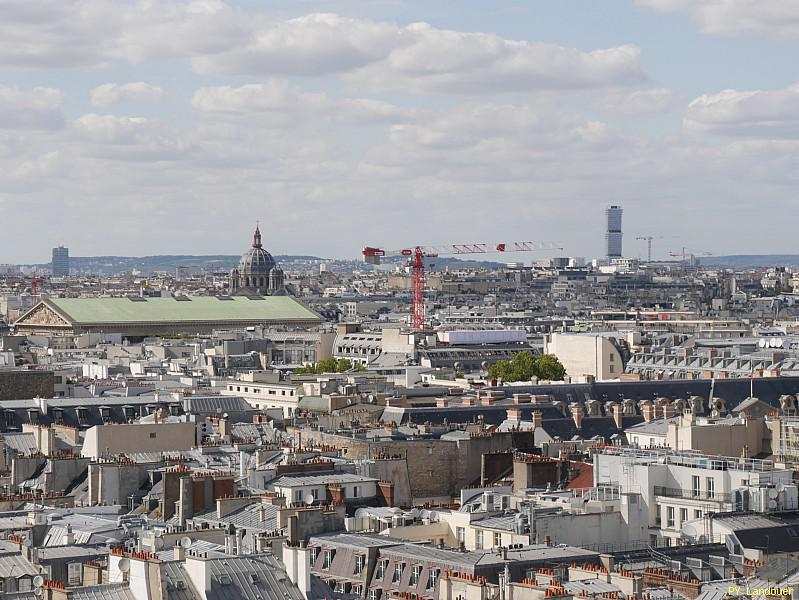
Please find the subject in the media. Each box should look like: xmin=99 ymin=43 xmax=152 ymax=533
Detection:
xmin=779 ymin=416 xmax=799 ymax=464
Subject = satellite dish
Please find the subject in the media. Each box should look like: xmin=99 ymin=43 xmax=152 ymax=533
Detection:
xmin=33 ymin=575 xmax=44 ymax=588
xmin=33 ymin=589 xmax=43 ymax=597
xmin=355 ymin=508 xmax=369 ymax=519
xmin=180 ymin=536 xmax=192 ymax=548
xmin=305 ymin=493 xmax=315 ymax=505
xmin=154 ymin=537 xmax=165 ymax=550
xmin=23 ymin=538 xmax=32 ymax=547
xmin=759 ymin=339 xmax=767 ymax=348
xmin=776 ymin=338 xmax=784 ymax=348
xmin=768 ymin=499 xmax=778 ymax=509
xmin=769 ymin=488 xmax=779 ymax=499
xmin=367 ymin=395 xmax=375 ymax=404
xmin=118 ymin=558 xmax=131 ymax=573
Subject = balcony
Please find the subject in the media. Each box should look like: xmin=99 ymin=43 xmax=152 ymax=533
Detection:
xmin=653 ymin=486 xmax=731 ymax=503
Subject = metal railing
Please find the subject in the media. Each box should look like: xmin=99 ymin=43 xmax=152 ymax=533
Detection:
xmin=653 ymin=486 xmax=731 ymax=503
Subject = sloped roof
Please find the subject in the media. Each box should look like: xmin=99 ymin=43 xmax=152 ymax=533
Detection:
xmin=19 ymin=296 xmax=321 ymax=326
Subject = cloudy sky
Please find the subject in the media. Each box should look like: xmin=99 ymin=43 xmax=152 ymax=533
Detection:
xmin=2 ymin=0 xmax=798 ymax=264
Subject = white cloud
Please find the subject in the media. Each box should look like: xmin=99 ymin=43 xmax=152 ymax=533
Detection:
xmin=196 ymin=15 xmax=645 ymax=94
xmin=90 ymin=82 xmax=164 ymax=108
xmin=684 ymin=83 xmax=799 ymax=137
xmin=637 ymin=0 xmax=799 ymax=39
xmin=593 ymin=87 xmax=674 ymax=116
xmin=191 ymin=81 xmax=412 ymax=126
xmin=0 ymin=3 xmax=645 ymax=94
xmin=192 ymin=81 xmax=328 ymax=115
xmin=0 ymin=86 xmax=64 ymax=129
xmin=348 ymin=24 xmax=644 ymax=94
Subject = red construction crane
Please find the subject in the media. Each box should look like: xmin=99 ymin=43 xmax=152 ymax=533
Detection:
xmin=363 ymin=241 xmax=563 ymax=331
xmin=29 ymin=273 xmax=44 ymax=300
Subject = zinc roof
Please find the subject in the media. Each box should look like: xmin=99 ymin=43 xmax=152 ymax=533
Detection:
xmin=40 ymin=296 xmax=321 ymax=325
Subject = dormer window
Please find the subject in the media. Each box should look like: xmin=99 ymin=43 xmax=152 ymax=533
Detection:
xmin=323 ymin=549 xmax=335 ymax=570
xmin=100 ymin=407 xmax=111 ymax=422
xmin=53 ymin=408 xmax=64 ymax=425
xmin=27 ymin=409 xmax=39 ymax=424
xmin=76 ymin=408 xmax=90 ymax=426
xmin=4 ymin=411 xmax=16 ymax=428
xmin=354 ymin=555 xmax=365 ymax=575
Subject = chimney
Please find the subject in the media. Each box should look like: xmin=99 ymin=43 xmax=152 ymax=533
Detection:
xmin=378 ymin=481 xmax=395 ymax=507
xmin=662 ymin=402 xmax=676 ymax=419
xmin=570 ymin=402 xmax=583 ymax=430
xmin=284 ymin=544 xmax=312 ymax=600
xmin=532 ymin=410 xmax=542 ymax=429
xmin=174 ymin=544 xmax=186 ymax=561
xmin=641 ymin=401 xmax=655 ymax=423
xmin=235 ymin=528 xmax=244 ymax=556
xmin=506 ymin=408 xmax=522 ymax=422
xmin=513 ymin=393 xmax=532 ymax=405
xmin=607 ymin=402 xmax=622 ymax=430
xmin=219 ymin=417 xmax=230 ymax=438
xmin=65 ymin=524 xmax=75 ymax=546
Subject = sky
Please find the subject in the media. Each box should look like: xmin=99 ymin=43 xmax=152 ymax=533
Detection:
xmin=2 ymin=0 xmax=799 ymax=264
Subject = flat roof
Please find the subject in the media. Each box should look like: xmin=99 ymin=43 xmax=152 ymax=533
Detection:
xmin=28 ymin=296 xmax=321 ymax=325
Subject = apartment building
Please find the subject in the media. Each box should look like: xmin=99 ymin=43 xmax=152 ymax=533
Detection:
xmin=594 ymin=447 xmax=798 ymax=546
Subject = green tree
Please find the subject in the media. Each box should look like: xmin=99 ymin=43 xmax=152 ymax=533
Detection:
xmin=488 ymin=351 xmax=566 ymax=382
xmin=533 ymin=354 xmax=567 ymax=381
xmin=509 ymin=351 xmax=536 ymax=381
xmin=488 ymin=359 xmax=511 ymax=381
xmin=293 ymin=357 xmax=366 ymax=375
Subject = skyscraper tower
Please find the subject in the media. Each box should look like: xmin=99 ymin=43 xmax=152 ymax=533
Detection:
xmin=605 ymin=205 xmax=623 ymax=259
xmin=52 ymin=246 xmax=69 ymax=277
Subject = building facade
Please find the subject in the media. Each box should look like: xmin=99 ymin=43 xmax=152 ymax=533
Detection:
xmin=51 ymin=246 xmax=69 ymax=277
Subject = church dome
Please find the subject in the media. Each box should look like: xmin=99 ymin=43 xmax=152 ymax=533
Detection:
xmin=239 ymin=225 xmax=276 ymax=275
xmin=230 ymin=225 xmax=285 ymax=296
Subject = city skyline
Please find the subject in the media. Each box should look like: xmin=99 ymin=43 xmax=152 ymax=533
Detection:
xmin=2 ymin=1 xmax=799 ymax=262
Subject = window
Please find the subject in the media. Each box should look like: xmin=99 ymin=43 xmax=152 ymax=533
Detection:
xmin=476 ymin=530 xmax=484 ymax=550
xmin=311 ymin=488 xmax=319 ymax=502
xmin=150 ymin=432 xmax=157 ymax=439
xmin=694 ymin=510 xmax=702 ymax=519
xmin=667 ymin=506 xmax=675 ymax=528
xmin=411 ymin=565 xmax=422 ymax=586
xmin=293 ymin=490 xmax=303 ymax=504
xmin=369 ymin=590 xmax=381 ymax=600
xmin=680 ymin=508 xmax=688 ymax=524
xmin=692 ymin=476 xmax=700 ymax=497
xmin=355 ymin=555 xmax=365 ymax=575
xmin=68 ymin=562 xmax=82 ymax=586
xmin=324 ymin=550 xmax=335 ymax=570
xmin=310 ymin=547 xmax=319 ymax=565
xmin=706 ymin=477 xmax=715 ymax=499
xmin=377 ymin=560 xmax=387 ymax=580
xmin=493 ymin=532 xmax=502 ymax=548
xmin=456 ymin=527 xmax=465 ymax=545
xmin=393 ymin=562 xmax=404 ymax=583
xmin=427 ymin=569 xmax=440 ymax=590
xmin=609 ymin=364 xmax=615 ymax=374
xmin=18 ymin=578 xmax=31 ymax=592
xmin=352 ymin=485 xmax=360 ymax=498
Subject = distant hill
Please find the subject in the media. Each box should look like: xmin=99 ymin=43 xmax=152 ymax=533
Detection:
xmin=705 ymin=255 xmax=799 ymax=268
xmin=33 ymin=254 xmax=504 ymax=274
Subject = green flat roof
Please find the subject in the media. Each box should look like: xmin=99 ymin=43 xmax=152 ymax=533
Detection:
xmin=45 ymin=296 xmax=321 ymax=324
